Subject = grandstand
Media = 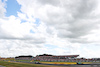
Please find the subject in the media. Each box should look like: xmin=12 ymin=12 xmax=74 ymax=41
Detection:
xmin=14 ymin=54 xmax=100 ymax=62
xmin=35 ymin=54 xmax=79 ymax=62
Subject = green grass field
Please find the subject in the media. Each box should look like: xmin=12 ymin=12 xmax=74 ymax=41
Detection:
xmin=0 ymin=61 xmax=66 ymax=67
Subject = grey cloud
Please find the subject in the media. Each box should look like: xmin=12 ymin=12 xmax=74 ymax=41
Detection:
xmin=67 ymin=0 xmax=96 ymax=19
xmin=0 ymin=26 xmax=46 ymax=44
xmin=17 ymin=0 xmax=99 ymax=44
xmin=0 ymin=35 xmax=46 ymax=44
xmin=41 ymin=0 xmax=98 ymax=43
xmin=68 ymin=38 xmax=89 ymax=43
xmin=62 ymin=0 xmax=97 ymax=41
xmin=25 ymin=38 xmax=46 ymax=44
xmin=37 ymin=0 xmax=60 ymax=6
xmin=46 ymin=26 xmax=54 ymax=35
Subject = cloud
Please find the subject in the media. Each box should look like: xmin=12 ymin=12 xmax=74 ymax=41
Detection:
xmin=0 ymin=0 xmax=47 ymax=57
xmin=0 ymin=0 xmax=7 ymax=18
xmin=15 ymin=0 xmax=100 ymax=58
xmin=0 ymin=40 xmax=47 ymax=57
xmin=0 ymin=0 xmax=100 ymax=58
xmin=37 ymin=0 xmax=60 ymax=6
xmin=17 ymin=0 xmax=100 ymax=43
xmin=0 ymin=16 xmax=46 ymax=44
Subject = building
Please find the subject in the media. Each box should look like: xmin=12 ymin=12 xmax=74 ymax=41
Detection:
xmin=14 ymin=54 xmax=100 ymax=62
xmin=35 ymin=54 xmax=79 ymax=62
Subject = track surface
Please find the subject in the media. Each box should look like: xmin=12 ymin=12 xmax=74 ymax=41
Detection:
xmin=9 ymin=61 xmax=100 ymax=67
xmin=39 ymin=63 xmax=100 ymax=67
xmin=0 ymin=65 xmax=6 ymax=67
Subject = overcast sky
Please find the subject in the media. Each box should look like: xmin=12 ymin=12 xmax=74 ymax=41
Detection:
xmin=0 ymin=0 xmax=100 ymax=58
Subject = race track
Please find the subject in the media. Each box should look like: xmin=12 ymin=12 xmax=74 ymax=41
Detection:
xmin=0 ymin=65 xmax=6 ymax=67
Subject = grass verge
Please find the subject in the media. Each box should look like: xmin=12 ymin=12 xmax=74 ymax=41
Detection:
xmin=0 ymin=61 xmax=66 ymax=67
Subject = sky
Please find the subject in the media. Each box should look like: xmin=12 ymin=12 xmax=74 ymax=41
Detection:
xmin=0 ymin=0 xmax=100 ymax=58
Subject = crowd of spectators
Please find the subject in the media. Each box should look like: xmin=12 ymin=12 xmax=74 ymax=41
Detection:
xmin=15 ymin=54 xmax=100 ymax=62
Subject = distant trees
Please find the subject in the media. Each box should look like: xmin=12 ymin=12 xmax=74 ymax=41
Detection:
xmin=15 ymin=55 xmax=34 ymax=58
xmin=38 ymin=54 xmax=53 ymax=56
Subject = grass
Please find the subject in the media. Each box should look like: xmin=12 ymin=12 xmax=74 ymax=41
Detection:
xmin=0 ymin=61 xmax=66 ymax=67
xmin=15 ymin=60 xmax=32 ymax=62
xmin=1 ymin=59 xmax=99 ymax=67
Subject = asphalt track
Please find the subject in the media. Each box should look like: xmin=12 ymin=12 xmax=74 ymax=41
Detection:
xmin=0 ymin=65 xmax=6 ymax=67
xmin=9 ymin=61 xmax=100 ymax=67
xmin=39 ymin=63 xmax=100 ymax=67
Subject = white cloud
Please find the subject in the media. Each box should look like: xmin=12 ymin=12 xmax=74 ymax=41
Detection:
xmin=0 ymin=0 xmax=48 ymax=57
xmin=0 ymin=0 xmax=6 ymax=18
xmin=0 ymin=40 xmax=47 ymax=57
xmin=0 ymin=0 xmax=100 ymax=58
xmin=16 ymin=0 xmax=100 ymax=58
xmin=16 ymin=0 xmax=100 ymax=42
